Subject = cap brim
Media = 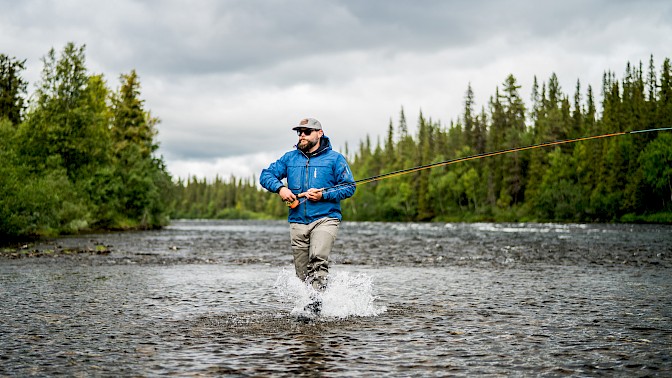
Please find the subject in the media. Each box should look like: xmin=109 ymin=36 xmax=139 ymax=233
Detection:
xmin=292 ymin=126 xmax=321 ymax=131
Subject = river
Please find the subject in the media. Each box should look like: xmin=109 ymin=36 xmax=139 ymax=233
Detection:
xmin=1 ymin=220 xmax=671 ymax=376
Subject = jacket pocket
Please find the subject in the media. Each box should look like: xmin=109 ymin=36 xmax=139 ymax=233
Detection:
xmin=310 ymin=164 xmax=335 ymax=190
xmin=287 ymin=165 xmax=303 ymax=192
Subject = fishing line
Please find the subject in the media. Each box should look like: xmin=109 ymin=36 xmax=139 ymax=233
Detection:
xmin=286 ymin=127 xmax=672 ymax=208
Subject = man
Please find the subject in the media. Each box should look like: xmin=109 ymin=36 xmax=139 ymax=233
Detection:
xmin=260 ymin=118 xmax=355 ymax=295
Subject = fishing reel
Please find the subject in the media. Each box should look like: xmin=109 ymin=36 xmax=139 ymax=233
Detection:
xmin=285 ymin=199 xmax=299 ymax=209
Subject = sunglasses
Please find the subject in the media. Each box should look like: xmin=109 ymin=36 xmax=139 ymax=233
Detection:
xmin=296 ymin=128 xmax=318 ymax=136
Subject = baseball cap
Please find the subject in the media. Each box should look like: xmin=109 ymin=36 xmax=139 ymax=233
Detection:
xmin=292 ymin=118 xmax=322 ymax=131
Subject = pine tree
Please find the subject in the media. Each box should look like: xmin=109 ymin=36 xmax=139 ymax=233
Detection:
xmin=384 ymin=118 xmax=396 ymax=166
xmin=109 ymin=70 xmax=170 ymax=227
xmin=486 ymin=88 xmax=505 ymax=207
xmin=21 ymin=43 xmax=111 ymax=178
xmin=499 ymin=74 xmax=527 ymax=206
xmin=415 ymin=112 xmax=433 ymax=220
xmin=463 ymin=83 xmax=475 ymax=150
xmin=658 ymin=58 xmax=672 ymax=128
xmin=0 ymin=54 xmax=27 ymax=125
xmin=111 ymin=70 xmax=159 ymax=159
xmin=571 ymin=80 xmax=583 ymax=138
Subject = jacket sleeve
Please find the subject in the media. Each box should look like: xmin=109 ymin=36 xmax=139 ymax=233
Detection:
xmin=259 ymin=154 xmax=288 ymax=194
xmin=322 ymin=155 xmax=356 ymax=201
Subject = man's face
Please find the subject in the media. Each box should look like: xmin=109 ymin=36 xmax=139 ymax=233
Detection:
xmin=296 ymin=128 xmax=322 ymax=153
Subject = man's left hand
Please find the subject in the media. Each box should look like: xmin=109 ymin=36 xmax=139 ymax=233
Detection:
xmin=303 ymin=188 xmax=323 ymax=201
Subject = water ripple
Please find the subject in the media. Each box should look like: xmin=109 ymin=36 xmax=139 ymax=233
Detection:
xmin=1 ymin=221 xmax=671 ymax=376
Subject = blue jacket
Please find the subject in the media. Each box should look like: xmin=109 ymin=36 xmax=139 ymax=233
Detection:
xmin=260 ymin=136 xmax=356 ymax=224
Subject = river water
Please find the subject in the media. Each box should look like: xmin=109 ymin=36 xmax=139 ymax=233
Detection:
xmin=1 ymin=220 xmax=671 ymax=376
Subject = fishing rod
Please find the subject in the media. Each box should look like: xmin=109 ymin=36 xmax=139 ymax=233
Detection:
xmin=286 ymin=127 xmax=672 ymax=209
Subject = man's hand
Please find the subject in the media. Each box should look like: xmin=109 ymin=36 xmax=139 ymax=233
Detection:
xmin=303 ymin=188 xmax=323 ymax=201
xmin=278 ymin=187 xmax=296 ymax=203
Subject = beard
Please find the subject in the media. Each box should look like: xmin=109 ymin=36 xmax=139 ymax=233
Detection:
xmin=298 ymin=138 xmax=318 ymax=153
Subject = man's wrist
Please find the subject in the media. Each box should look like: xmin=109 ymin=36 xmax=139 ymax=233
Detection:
xmin=277 ymin=185 xmax=285 ymax=193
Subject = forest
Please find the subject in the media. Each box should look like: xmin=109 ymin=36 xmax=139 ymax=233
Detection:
xmin=1 ymin=43 xmax=671 ymax=238
xmin=174 ymin=57 xmax=672 ymax=224
xmin=1 ymin=43 xmax=172 ymax=238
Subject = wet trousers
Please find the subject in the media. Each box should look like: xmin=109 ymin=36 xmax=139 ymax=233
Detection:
xmin=289 ymin=217 xmax=340 ymax=291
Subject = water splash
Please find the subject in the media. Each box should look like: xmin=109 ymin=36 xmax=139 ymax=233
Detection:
xmin=274 ymin=269 xmax=386 ymax=319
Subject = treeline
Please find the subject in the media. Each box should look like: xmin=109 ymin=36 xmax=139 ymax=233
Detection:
xmin=0 ymin=43 xmax=172 ymax=238
xmin=3 ymin=44 xmax=670 ymax=236
xmin=345 ymin=57 xmax=672 ymax=223
xmin=171 ymin=175 xmax=285 ymax=219
xmin=174 ymin=56 xmax=672 ymax=223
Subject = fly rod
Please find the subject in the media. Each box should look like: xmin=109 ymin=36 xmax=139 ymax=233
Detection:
xmin=286 ymin=127 xmax=672 ymax=208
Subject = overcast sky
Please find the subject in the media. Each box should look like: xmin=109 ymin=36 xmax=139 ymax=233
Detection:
xmin=2 ymin=0 xmax=670 ymax=181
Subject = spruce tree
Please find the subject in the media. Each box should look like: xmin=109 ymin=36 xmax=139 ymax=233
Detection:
xmin=0 ymin=54 xmax=27 ymax=125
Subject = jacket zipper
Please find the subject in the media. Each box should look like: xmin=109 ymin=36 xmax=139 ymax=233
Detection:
xmin=304 ymin=157 xmax=310 ymax=218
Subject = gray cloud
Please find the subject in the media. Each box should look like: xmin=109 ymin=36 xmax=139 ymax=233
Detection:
xmin=1 ymin=0 xmax=670 ymax=179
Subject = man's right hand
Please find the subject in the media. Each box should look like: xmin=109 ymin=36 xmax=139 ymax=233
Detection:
xmin=278 ymin=187 xmax=296 ymax=203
